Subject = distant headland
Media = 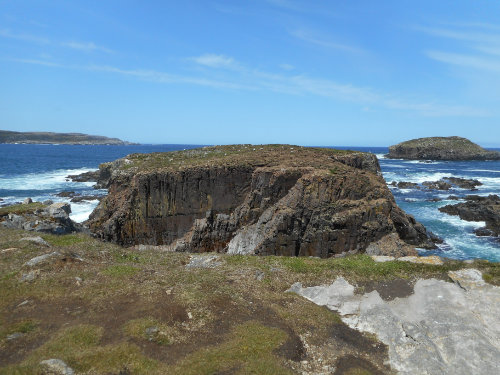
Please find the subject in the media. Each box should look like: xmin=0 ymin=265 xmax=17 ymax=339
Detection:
xmin=386 ymin=136 xmax=500 ymax=161
xmin=0 ymin=130 xmax=136 ymax=145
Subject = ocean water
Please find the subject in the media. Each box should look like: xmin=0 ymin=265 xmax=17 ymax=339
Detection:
xmin=355 ymin=146 xmax=500 ymax=262
xmin=1 ymin=144 xmax=499 ymax=262
xmin=0 ymin=144 xmax=201 ymax=222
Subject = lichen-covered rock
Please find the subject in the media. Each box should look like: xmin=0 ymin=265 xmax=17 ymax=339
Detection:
xmin=39 ymin=358 xmax=74 ymax=375
xmin=290 ymin=271 xmax=500 ymax=375
xmin=386 ymin=136 xmax=500 ymax=160
xmin=88 ymin=145 xmax=436 ymax=257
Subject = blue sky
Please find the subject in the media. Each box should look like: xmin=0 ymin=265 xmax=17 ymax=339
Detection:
xmin=1 ymin=0 xmax=500 ymax=146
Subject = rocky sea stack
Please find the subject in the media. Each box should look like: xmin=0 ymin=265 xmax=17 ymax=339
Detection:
xmin=87 ymin=145 xmax=435 ymax=257
xmin=386 ymin=136 xmax=500 ymax=160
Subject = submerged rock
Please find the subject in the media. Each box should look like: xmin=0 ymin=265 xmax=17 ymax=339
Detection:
xmin=88 ymin=145 xmax=436 ymax=257
xmin=443 ymin=177 xmax=482 ymax=190
xmin=422 ymin=180 xmax=452 ymax=190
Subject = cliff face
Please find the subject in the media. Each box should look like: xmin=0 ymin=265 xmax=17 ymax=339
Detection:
xmin=88 ymin=145 xmax=434 ymax=257
xmin=386 ymin=136 xmax=500 ymax=160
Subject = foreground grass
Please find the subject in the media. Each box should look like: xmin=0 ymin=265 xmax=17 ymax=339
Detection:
xmin=0 ymin=203 xmax=46 ymax=216
xmin=0 ymin=226 xmax=498 ymax=374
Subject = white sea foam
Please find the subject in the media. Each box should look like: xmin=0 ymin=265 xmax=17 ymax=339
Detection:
xmin=407 ymin=160 xmax=441 ymax=165
xmin=387 ymin=164 xmax=407 ymax=169
xmin=0 ymin=168 xmax=96 ymax=191
xmin=467 ymin=169 xmax=500 ymax=173
xmin=0 ymin=167 xmax=104 ymax=223
xmin=375 ymin=154 xmax=386 ymax=160
xmin=471 ymin=176 xmax=500 ymax=190
xmin=443 ymin=235 xmax=500 ymax=261
xmin=386 ymin=172 xmax=454 ymax=184
xmin=70 ymin=200 xmax=100 ymax=223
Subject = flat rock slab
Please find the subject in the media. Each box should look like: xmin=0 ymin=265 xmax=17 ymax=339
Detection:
xmin=185 ymin=255 xmax=222 ymax=269
xmin=397 ymin=255 xmax=443 ymax=265
xmin=448 ymin=268 xmax=486 ymax=290
xmin=24 ymin=251 xmax=61 ymax=267
xmin=20 ymin=236 xmax=50 ymax=247
xmin=370 ymin=255 xmax=443 ymax=265
xmin=371 ymin=255 xmax=395 ymax=263
xmin=289 ymin=269 xmax=500 ymax=374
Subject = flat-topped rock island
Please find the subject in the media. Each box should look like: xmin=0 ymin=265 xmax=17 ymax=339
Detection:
xmin=386 ymin=136 xmax=500 ymax=160
xmin=87 ymin=144 xmax=437 ymax=256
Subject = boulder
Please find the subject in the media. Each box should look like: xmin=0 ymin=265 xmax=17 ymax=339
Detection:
xmin=39 ymin=359 xmax=75 ymax=375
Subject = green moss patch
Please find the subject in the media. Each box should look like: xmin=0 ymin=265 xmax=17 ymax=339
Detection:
xmin=168 ymin=321 xmax=291 ymax=375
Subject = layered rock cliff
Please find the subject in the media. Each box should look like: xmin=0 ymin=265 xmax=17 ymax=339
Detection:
xmin=88 ymin=145 xmax=435 ymax=257
xmin=386 ymin=136 xmax=500 ymax=160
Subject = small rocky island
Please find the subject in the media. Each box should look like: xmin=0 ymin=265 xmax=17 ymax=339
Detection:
xmin=0 ymin=130 xmax=134 ymax=145
xmin=386 ymin=136 xmax=500 ymax=160
xmin=86 ymin=144 xmax=436 ymax=257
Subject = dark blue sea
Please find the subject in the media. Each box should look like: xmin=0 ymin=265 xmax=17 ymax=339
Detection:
xmin=1 ymin=144 xmax=499 ymax=262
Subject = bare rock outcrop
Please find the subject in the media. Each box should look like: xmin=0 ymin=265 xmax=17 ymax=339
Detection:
xmin=88 ymin=145 xmax=436 ymax=257
xmin=290 ymin=270 xmax=500 ymax=374
xmin=0 ymin=202 xmax=82 ymax=234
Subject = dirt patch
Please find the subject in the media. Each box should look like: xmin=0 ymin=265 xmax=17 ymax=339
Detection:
xmin=329 ymin=323 xmax=386 ymax=357
xmin=358 ymin=278 xmax=414 ymax=301
xmin=334 ymin=354 xmax=389 ymax=375
xmin=0 ymin=296 xmax=85 ymax=365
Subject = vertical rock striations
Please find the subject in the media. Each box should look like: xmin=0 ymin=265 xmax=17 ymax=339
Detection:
xmin=88 ymin=145 xmax=435 ymax=257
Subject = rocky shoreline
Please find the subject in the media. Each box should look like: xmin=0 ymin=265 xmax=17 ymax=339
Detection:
xmin=439 ymin=195 xmax=500 ymax=237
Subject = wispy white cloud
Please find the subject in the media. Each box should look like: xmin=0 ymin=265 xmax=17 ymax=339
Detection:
xmin=5 ymin=58 xmax=63 ymax=67
xmin=8 ymin=54 xmax=484 ymax=117
xmin=0 ymin=28 xmax=49 ymax=44
xmin=61 ymin=41 xmax=113 ymax=53
xmin=0 ymin=28 xmax=113 ymax=54
xmin=416 ymin=26 xmax=500 ymax=49
xmin=279 ymin=63 xmax=295 ymax=71
xmin=426 ymin=50 xmax=500 ymax=73
xmin=417 ymin=23 xmax=500 ymax=76
xmin=290 ymin=29 xmax=364 ymax=54
xmin=190 ymin=54 xmax=239 ymax=69
xmin=87 ymin=65 xmax=255 ymax=90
